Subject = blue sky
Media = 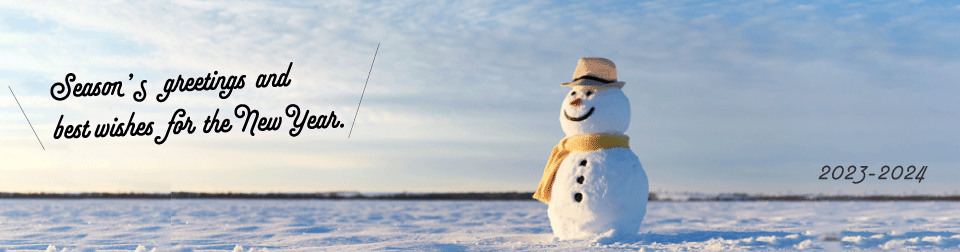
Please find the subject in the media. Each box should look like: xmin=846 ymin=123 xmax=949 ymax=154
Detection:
xmin=1 ymin=1 xmax=958 ymax=194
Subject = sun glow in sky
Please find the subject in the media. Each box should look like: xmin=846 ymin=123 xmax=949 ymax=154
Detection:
xmin=1 ymin=1 xmax=959 ymax=194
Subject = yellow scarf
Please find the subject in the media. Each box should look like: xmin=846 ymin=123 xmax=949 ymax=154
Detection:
xmin=533 ymin=134 xmax=629 ymax=203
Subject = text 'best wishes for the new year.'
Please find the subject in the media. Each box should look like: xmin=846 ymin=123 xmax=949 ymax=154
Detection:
xmin=49 ymin=62 xmax=342 ymax=145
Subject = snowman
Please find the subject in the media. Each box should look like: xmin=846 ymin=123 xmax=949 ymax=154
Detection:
xmin=533 ymin=57 xmax=648 ymax=241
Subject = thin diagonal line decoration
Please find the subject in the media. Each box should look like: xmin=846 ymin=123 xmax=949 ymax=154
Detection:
xmin=349 ymin=43 xmax=379 ymax=138
xmin=9 ymin=86 xmax=45 ymax=150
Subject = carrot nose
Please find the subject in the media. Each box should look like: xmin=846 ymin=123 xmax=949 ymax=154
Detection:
xmin=570 ymin=98 xmax=582 ymax=107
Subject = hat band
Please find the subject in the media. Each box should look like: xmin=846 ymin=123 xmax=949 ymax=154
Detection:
xmin=572 ymin=75 xmax=615 ymax=83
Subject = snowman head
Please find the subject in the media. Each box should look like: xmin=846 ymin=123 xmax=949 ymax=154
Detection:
xmin=558 ymin=57 xmax=630 ymax=136
xmin=559 ymin=85 xmax=630 ymax=136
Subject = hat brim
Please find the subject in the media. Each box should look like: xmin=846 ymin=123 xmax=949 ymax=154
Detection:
xmin=561 ymin=79 xmax=625 ymax=89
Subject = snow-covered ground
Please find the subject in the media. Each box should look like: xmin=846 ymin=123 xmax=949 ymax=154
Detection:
xmin=1 ymin=200 xmax=959 ymax=251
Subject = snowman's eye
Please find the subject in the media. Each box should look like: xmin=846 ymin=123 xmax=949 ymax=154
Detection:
xmin=571 ymin=91 xmax=577 ymax=96
xmin=586 ymin=91 xmax=593 ymax=97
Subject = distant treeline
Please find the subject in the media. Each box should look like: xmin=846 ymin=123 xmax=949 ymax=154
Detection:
xmin=0 ymin=192 xmax=170 ymax=199
xmin=171 ymin=192 xmax=537 ymax=200
xmin=1 ymin=192 xmax=958 ymax=201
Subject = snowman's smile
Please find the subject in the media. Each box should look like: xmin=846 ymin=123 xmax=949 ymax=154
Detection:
xmin=564 ymin=107 xmax=595 ymax=122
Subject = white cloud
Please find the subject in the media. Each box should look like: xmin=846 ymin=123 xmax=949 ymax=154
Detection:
xmin=1 ymin=0 xmax=959 ymax=193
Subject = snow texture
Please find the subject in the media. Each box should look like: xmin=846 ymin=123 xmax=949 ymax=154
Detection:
xmin=549 ymin=148 xmax=648 ymax=241
xmin=2 ymin=200 xmax=960 ymax=251
xmin=551 ymin=84 xmax=648 ymax=241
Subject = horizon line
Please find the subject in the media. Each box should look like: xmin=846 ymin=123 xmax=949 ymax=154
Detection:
xmin=2 ymin=192 xmax=959 ymax=201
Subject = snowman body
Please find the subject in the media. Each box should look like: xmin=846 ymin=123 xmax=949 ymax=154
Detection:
xmin=547 ymin=85 xmax=648 ymax=240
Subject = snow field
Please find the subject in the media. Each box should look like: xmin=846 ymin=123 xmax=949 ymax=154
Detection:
xmin=1 ymin=200 xmax=959 ymax=251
